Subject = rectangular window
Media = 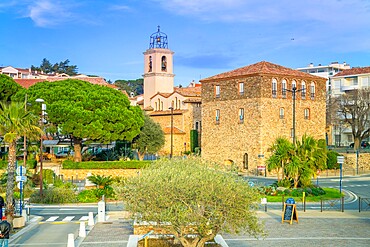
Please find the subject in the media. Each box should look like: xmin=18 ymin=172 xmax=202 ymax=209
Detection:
xmin=239 ymin=108 xmax=244 ymax=123
xmin=215 ymin=109 xmax=220 ymax=124
xmin=272 ymin=82 xmax=277 ymax=98
xmin=301 ymin=85 xmax=306 ymax=99
xmin=279 ymin=108 xmax=284 ymax=119
xmin=215 ymin=85 xmax=220 ymax=98
xmin=195 ymin=121 xmax=199 ymax=130
xmin=347 ymin=134 xmax=353 ymax=143
xmin=239 ymin=82 xmax=244 ymax=95
xmin=304 ymin=108 xmax=310 ymax=120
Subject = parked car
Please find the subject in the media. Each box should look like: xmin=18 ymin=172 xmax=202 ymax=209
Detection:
xmin=349 ymin=141 xmax=369 ymax=148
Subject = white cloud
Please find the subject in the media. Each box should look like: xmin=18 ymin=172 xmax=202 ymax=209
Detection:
xmin=108 ymin=4 xmax=132 ymax=11
xmin=26 ymin=0 xmax=73 ymax=27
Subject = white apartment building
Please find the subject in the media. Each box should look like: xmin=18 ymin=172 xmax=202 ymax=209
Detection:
xmin=329 ymin=67 xmax=370 ymax=147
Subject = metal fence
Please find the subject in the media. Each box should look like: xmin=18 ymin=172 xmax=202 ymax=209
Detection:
xmin=359 ymin=197 xmax=370 ymax=212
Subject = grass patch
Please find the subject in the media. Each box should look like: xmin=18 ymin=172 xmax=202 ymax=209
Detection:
xmin=263 ymin=187 xmax=343 ymax=203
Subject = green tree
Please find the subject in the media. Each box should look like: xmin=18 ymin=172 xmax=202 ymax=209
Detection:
xmin=133 ymin=113 xmax=165 ymax=160
xmin=15 ymin=79 xmax=144 ymax=162
xmin=267 ymin=135 xmax=327 ymax=188
xmin=114 ymin=79 xmax=143 ymax=96
xmin=31 ymin=58 xmax=78 ymax=76
xmin=0 ymin=101 xmax=41 ymax=224
xmin=0 ymin=74 xmax=22 ymax=102
xmin=121 ymin=158 xmax=264 ymax=247
xmin=266 ymin=137 xmax=293 ymax=181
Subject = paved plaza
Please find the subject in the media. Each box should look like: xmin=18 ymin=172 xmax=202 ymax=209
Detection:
xmin=78 ymin=209 xmax=370 ymax=247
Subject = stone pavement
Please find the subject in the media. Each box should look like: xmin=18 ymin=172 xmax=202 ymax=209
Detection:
xmin=78 ymin=210 xmax=370 ymax=247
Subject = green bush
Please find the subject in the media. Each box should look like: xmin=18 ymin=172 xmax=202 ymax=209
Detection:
xmin=42 ymin=169 xmax=55 ymax=184
xmin=277 ymin=179 xmax=291 ymax=188
xmin=0 ymin=159 xmax=37 ymax=169
xmin=30 ymin=187 xmax=77 ymax=204
xmin=327 ymin=150 xmax=340 ymax=169
xmin=78 ymin=189 xmax=100 ymax=203
xmin=62 ymin=160 xmax=151 ymax=169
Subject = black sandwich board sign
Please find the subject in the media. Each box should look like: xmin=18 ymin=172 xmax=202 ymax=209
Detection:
xmin=281 ymin=198 xmax=298 ymax=224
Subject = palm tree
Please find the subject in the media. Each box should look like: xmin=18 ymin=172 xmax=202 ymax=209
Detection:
xmin=267 ymin=137 xmax=294 ymax=181
xmin=0 ymin=101 xmax=41 ymax=224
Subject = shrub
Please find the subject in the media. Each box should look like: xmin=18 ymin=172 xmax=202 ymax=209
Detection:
xmin=277 ymin=179 xmax=291 ymax=188
xmin=30 ymin=187 xmax=77 ymax=204
xmin=62 ymin=160 xmax=151 ymax=169
xmin=78 ymin=189 xmax=100 ymax=203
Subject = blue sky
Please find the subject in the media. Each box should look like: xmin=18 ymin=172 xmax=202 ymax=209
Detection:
xmin=1 ymin=0 xmax=370 ymax=85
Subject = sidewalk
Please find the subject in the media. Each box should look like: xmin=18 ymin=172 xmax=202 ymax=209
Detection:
xmin=78 ymin=209 xmax=370 ymax=247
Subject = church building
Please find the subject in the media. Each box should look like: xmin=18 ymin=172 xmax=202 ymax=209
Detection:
xmin=132 ymin=27 xmax=202 ymax=156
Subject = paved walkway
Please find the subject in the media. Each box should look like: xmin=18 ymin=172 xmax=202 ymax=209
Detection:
xmin=78 ymin=210 xmax=370 ymax=247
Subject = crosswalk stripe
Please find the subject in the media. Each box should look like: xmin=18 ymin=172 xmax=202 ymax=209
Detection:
xmin=79 ymin=216 xmax=89 ymax=221
xmin=62 ymin=216 xmax=75 ymax=221
xmin=46 ymin=216 xmax=59 ymax=222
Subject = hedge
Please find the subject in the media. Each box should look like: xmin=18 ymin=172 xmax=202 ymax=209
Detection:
xmin=0 ymin=159 xmax=37 ymax=169
xmin=62 ymin=160 xmax=151 ymax=169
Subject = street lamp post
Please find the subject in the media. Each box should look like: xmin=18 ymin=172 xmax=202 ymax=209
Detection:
xmin=285 ymin=87 xmax=304 ymax=145
xmin=36 ymin=98 xmax=46 ymax=196
xmin=169 ymin=105 xmax=174 ymax=158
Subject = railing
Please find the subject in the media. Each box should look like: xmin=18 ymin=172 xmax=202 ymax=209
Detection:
xmin=359 ymin=197 xmax=370 ymax=212
xmin=321 ymin=196 xmax=344 ymax=212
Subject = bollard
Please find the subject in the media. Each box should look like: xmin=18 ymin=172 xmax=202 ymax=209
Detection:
xmin=67 ymin=233 xmax=75 ymax=247
xmin=98 ymin=200 xmax=105 ymax=222
xmin=79 ymin=222 xmax=86 ymax=237
xmin=88 ymin=212 xmax=94 ymax=226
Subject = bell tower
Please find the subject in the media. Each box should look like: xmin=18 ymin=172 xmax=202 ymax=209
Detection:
xmin=143 ymin=26 xmax=175 ymax=109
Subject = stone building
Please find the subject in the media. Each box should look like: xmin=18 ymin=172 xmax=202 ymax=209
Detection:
xmin=200 ymin=61 xmax=327 ymax=172
xmin=131 ymin=27 xmax=202 ymax=156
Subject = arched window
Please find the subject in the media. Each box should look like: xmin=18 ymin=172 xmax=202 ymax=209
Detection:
xmin=282 ymin=79 xmax=287 ymax=98
xmin=310 ymin=82 xmax=316 ymax=99
xmin=301 ymin=81 xmax=306 ymax=99
xmin=161 ymin=56 xmax=167 ymax=71
xmin=155 ymin=102 xmax=158 ymax=111
xmin=279 ymin=108 xmax=285 ymax=119
xmin=215 ymin=109 xmax=220 ymax=124
xmin=178 ymin=100 xmax=181 ymax=109
xmin=148 ymin=56 xmax=152 ymax=72
xmin=272 ymin=79 xmax=277 ymax=98
xmin=161 ymin=101 xmax=163 ymax=111
xmin=175 ymin=97 xmax=178 ymax=109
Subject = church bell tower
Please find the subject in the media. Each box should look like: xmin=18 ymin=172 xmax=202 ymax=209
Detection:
xmin=143 ymin=26 xmax=175 ymax=109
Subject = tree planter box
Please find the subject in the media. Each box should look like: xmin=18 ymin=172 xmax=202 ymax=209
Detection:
xmin=13 ymin=216 xmax=26 ymax=228
xmin=127 ymin=234 xmax=228 ymax=247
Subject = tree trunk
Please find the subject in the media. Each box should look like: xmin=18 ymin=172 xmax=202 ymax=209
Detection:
xmin=73 ymin=136 xmax=83 ymax=162
xmin=353 ymin=138 xmax=361 ymax=151
xmin=137 ymin=151 xmax=145 ymax=161
xmin=6 ymin=141 xmax=17 ymax=225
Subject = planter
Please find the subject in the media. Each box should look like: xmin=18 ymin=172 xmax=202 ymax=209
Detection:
xmin=13 ymin=216 xmax=26 ymax=228
xmin=127 ymin=234 xmax=228 ymax=247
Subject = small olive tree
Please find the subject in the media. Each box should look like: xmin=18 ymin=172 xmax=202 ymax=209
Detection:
xmin=122 ymin=158 xmax=264 ymax=247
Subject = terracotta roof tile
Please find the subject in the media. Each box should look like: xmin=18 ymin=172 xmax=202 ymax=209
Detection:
xmin=200 ymin=61 xmax=321 ymax=82
xmin=174 ymin=86 xmax=201 ymax=97
xmin=333 ymin=66 xmax=370 ymax=77
xmin=14 ymin=79 xmax=47 ymax=88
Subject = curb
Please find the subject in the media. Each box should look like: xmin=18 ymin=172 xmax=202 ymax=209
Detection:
xmin=9 ymin=216 xmax=43 ymax=244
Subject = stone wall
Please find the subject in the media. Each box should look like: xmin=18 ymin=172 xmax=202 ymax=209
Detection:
xmin=60 ymin=169 xmax=139 ymax=180
xmin=201 ymin=73 xmax=327 ymax=171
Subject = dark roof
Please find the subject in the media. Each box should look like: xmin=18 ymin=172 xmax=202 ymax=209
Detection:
xmin=200 ymin=61 xmax=322 ymax=82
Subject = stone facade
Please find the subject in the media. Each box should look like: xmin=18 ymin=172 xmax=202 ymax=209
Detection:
xmin=200 ymin=61 xmax=327 ymax=172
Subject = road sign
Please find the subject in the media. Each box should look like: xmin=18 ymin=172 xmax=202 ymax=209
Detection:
xmin=17 ymin=182 xmax=24 ymax=189
xmin=337 ymin=156 xmax=345 ymax=163
xmin=16 ymin=176 xmax=27 ymax=182
xmin=16 ymin=166 xmax=26 ymax=176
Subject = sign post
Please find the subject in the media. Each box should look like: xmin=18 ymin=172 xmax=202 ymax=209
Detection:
xmin=337 ymin=156 xmax=344 ymax=194
xmin=16 ymin=165 xmax=26 ymax=216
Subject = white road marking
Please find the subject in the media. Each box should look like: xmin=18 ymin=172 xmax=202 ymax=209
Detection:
xmin=45 ymin=216 xmax=59 ymax=222
xmin=62 ymin=216 xmax=75 ymax=221
xmin=79 ymin=216 xmax=89 ymax=221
